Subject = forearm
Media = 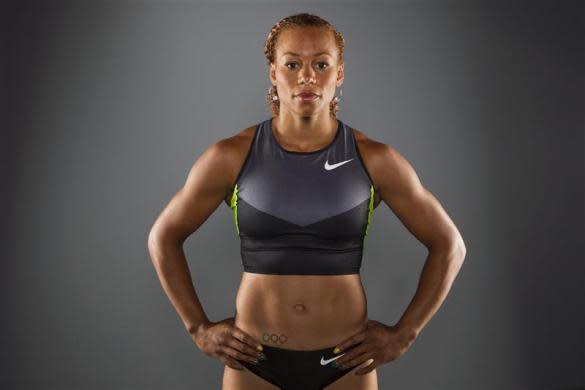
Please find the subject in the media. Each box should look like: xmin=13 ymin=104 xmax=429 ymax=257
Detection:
xmin=395 ymin=242 xmax=465 ymax=341
xmin=148 ymin=236 xmax=211 ymax=335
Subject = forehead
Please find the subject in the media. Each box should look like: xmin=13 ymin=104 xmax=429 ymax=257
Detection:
xmin=275 ymin=26 xmax=336 ymax=57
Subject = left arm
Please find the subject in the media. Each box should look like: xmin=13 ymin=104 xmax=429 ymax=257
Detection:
xmin=372 ymin=143 xmax=467 ymax=342
xmin=333 ymin=140 xmax=465 ymax=375
xmin=332 ymin=139 xmax=466 ymax=374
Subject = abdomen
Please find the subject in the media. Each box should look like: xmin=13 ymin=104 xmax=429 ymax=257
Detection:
xmin=234 ymin=272 xmax=368 ymax=350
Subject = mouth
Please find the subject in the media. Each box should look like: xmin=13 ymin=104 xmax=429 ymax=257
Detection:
xmin=295 ymin=93 xmax=320 ymax=101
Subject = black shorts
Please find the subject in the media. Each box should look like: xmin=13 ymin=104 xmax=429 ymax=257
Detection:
xmin=238 ymin=343 xmax=356 ymax=390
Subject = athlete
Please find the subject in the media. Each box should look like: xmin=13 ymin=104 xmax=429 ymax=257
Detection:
xmin=148 ymin=13 xmax=466 ymax=390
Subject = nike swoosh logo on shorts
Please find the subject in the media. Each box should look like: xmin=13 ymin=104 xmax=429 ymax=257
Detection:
xmin=320 ymin=353 xmax=345 ymax=366
xmin=324 ymin=158 xmax=354 ymax=171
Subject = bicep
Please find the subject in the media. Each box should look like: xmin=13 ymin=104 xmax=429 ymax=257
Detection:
xmin=149 ymin=142 xmax=232 ymax=244
xmin=375 ymin=146 xmax=461 ymax=251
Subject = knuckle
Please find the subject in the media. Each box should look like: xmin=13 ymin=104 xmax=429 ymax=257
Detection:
xmin=239 ymin=349 xmax=255 ymax=361
xmin=245 ymin=356 xmax=256 ymax=364
xmin=224 ymin=337 xmax=236 ymax=348
xmin=228 ymin=357 xmax=242 ymax=367
xmin=357 ymin=359 xmax=369 ymax=368
xmin=240 ymin=346 xmax=252 ymax=357
xmin=345 ymin=354 xmax=364 ymax=367
xmin=241 ymin=336 xmax=258 ymax=352
xmin=240 ymin=334 xmax=253 ymax=346
xmin=243 ymin=336 xmax=253 ymax=346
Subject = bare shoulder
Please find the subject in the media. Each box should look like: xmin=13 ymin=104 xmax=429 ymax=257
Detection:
xmin=182 ymin=123 xmax=257 ymax=207
xmin=350 ymin=128 xmax=465 ymax=252
xmin=147 ymin=124 xmax=258 ymax=244
xmin=214 ymin=124 xmax=257 ymax=205
xmin=350 ymin=127 xmax=407 ymax=208
xmin=351 ymin=126 xmax=389 ymax=156
xmin=351 ymin=127 xmax=411 ymax=179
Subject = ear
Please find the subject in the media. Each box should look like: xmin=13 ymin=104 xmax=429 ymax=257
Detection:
xmin=269 ymin=63 xmax=277 ymax=85
xmin=336 ymin=63 xmax=344 ymax=87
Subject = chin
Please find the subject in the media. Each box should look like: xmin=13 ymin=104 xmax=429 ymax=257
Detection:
xmin=296 ymin=104 xmax=323 ymax=114
xmin=295 ymin=109 xmax=320 ymax=118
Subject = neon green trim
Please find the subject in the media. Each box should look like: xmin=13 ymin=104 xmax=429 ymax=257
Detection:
xmin=230 ymin=184 xmax=240 ymax=234
xmin=365 ymin=185 xmax=374 ymax=237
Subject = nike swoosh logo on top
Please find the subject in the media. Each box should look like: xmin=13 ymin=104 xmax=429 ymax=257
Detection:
xmin=320 ymin=353 xmax=345 ymax=366
xmin=324 ymin=158 xmax=354 ymax=171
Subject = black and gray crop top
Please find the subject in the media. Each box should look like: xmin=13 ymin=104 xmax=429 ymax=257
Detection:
xmin=229 ymin=118 xmax=375 ymax=275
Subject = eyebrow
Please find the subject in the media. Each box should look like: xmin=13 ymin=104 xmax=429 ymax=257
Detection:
xmin=281 ymin=51 xmax=333 ymax=57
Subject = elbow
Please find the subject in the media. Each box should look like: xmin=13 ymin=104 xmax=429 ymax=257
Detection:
xmin=147 ymin=221 xmax=162 ymax=247
xmin=147 ymin=224 xmax=181 ymax=265
xmin=147 ymin=220 xmax=160 ymax=254
xmin=456 ymin=231 xmax=467 ymax=260
xmin=438 ymin=239 xmax=466 ymax=276
xmin=147 ymin=227 xmax=162 ymax=265
xmin=451 ymin=235 xmax=466 ymax=264
xmin=459 ymin=240 xmax=467 ymax=261
xmin=430 ymin=234 xmax=466 ymax=264
xmin=147 ymin=228 xmax=158 ymax=257
xmin=446 ymin=227 xmax=466 ymax=263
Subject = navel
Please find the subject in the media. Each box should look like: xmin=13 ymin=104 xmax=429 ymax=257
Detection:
xmin=293 ymin=302 xmax=307 ymax=313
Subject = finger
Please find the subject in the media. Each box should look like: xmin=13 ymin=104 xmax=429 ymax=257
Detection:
xmin=220 ymin=344 xmax=259 ymax=365
xmin=225 ymin=336 xmax=263 ymax=361
xmin=217 ymin=353 xmax=245 ymax=371
xmin=231 ymin=326 xmax=264 ymax=351
xmin=334 ymin=344 xmax=368 ymax=366
xmin=334 ymin=331 xmax=367 ymax=354
xmin=338 ymin=351 xmax=372 ymax=370
xmin=354 ymin=358 xmax=377 ymax=375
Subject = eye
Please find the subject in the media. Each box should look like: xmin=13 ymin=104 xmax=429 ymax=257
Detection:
xmin=285 ymin=62 xmax=329 ymax=70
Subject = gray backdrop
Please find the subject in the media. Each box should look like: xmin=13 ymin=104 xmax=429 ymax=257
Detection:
xmin=2 ymin=1 xmax=583 ymax=389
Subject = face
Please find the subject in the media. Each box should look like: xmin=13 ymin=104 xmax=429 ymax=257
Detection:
xmin=270 ymin=26 xmax=344 ymax=117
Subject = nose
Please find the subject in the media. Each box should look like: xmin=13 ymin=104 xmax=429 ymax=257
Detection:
xmin=299 ymin=64 xmax=316 ymax=84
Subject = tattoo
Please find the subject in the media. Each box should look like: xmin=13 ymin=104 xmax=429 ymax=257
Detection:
xmin=263 ymin=332 xmax=288 ymax=345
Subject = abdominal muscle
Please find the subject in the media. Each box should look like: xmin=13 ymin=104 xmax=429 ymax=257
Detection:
xmin=234 ymin=271 xmax=368 ymax=350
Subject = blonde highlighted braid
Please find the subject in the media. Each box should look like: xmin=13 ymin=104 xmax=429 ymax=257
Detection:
xmin=263 ymin=13 xmax=345 ymax=118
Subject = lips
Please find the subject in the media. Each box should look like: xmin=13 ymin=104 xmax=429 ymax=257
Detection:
xmin=296 ymin=92 xmax=320 ymax=100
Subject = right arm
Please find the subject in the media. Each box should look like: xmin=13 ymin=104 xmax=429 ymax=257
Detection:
xmin=147 ymin=140 xmax=232 ymax=337
xmin=147 ymin=135 xmax=263 ymax=370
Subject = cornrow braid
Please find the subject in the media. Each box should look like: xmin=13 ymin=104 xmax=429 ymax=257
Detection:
xmin=263 ymin=13 xmax=345 ymax=118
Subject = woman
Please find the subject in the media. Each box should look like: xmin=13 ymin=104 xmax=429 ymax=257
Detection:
xmin=148 ymin=13 xmax=466 ymax=390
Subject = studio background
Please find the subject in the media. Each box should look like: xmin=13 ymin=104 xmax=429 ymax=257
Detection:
xmin=2 ymin=1 xmax=583 ymax=389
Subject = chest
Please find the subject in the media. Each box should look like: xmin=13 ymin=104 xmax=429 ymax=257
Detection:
xmin=237 ymin=155 xmax=371 ymax=227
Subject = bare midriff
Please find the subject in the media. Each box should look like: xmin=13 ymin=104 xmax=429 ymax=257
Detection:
xmin=234 ymin=271 xmax=368 ymax=350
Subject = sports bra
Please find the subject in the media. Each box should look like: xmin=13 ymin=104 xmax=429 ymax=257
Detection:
xmin=229 ymin=117 xmax=375 ymax=275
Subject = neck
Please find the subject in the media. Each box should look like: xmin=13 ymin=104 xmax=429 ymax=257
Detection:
xmin=272 ymin=111 xmax=338 ymax=150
